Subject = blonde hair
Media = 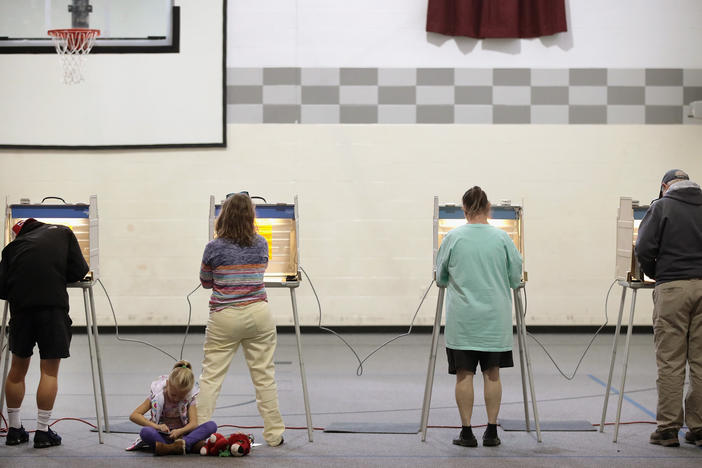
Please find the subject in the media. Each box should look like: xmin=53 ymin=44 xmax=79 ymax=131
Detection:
xmin=168 ymin=360 xmax=194 ymax=394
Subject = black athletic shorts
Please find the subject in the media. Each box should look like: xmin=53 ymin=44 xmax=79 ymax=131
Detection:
xmin=8 ymin=307 xmax=73 ymax=359
xmin=446 ymin=348 xmax=513 ymax=374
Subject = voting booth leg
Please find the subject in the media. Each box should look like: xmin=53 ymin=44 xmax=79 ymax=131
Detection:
xmin=613 ymin=288 xmax=639 ymax=443
xmin=514 ymin=290 xmax=531 ymax=431
xmin=290 ymin=288 xmax=314 ymax=442
xmin=0 ymin=301 xmax=8 ymax=414
xmin=88 ymin=286 xmax=109 ymax=433
xmin=83 ymin=288 xmax=104 ymax=444
xmin=0 ymin=343 xmax=7 ymax=421
xmin=420 ymin=286 xmax=445 ymax=442
xmin=514 ymin=287 xmax=542 ymax=442
xmin=599 ymin=285 xmax=628 ymax=432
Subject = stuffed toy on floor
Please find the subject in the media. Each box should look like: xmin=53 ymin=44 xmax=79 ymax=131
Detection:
xmin=200 ymin=432 xmax=253 ymax=457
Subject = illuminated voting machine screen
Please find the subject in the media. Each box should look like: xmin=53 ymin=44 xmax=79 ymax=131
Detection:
xmin=433 ymin=200 xmax=525 ymax=278
xmin=208 ymin=196 xmax=300 ymax=283
xmin=3 ymin=196 xmax=99 ymax=280
xmin=615 ymin=197 xmax=650 ymax=282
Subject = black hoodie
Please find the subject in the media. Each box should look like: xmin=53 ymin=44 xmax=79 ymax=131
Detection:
xmin=635 ymin=181 xmax=702 ymax=284
xmin=0 ymin=220 xmax=89 ymax=311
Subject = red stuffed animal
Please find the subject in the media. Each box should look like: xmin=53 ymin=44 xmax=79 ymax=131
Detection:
xmin=200 ymin=433 xmax=229 ymax=456
xmin=227 ymin=433 xmax=252 ymax=457
xmin=200 ymin=432 xmax=253 ymax=457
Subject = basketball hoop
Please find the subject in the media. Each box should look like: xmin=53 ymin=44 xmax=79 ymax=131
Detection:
xmin=47 ymin=28 xmax=100 ymax=85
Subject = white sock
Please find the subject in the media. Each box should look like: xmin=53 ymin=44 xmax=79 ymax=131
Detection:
xmin=37 ymin=409 xmax=52 ymax=432
xmin=8 ymin=407 xmax=21 ymax=429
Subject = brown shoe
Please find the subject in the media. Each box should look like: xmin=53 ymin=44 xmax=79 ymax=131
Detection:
xmin=155 ymin=439 xmax=186 ymax=456
xmin=684 ymin=429 xmax=702 ymax=446
xmin=191 ymin=439 xmax=206 ymax=454
xmin=649 ymin=429 xmax=679 ymax=447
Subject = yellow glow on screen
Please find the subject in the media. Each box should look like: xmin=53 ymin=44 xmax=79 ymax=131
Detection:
xmin=254 ymin=219 xmax=273 ymax=258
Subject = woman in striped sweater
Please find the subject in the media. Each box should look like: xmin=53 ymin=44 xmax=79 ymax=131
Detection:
xmin=196 ymin=193 xmax=285 ymax=447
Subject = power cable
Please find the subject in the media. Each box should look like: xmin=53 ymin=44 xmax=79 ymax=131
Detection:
xmin=354 ymin=278 xmax=436 ymax=376
xmin=97 ymin=278 xmax=178 ymax=362
xmin=181 ymin=283 xmax=200 ymax=360
xmin=523 ymin=279 xmax=618 ymax=380
xmin=299 ymin=266 xmax=365 ymax=374
xmin=300 ymin=266 xmax=437 ymax=376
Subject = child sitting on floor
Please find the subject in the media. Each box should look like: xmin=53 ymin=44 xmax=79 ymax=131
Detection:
xmin=126 ymin=360 xmax=216 ymax=455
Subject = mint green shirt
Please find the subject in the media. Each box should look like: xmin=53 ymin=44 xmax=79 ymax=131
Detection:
xmin=436 ymin=223 xmax=522 ymax=351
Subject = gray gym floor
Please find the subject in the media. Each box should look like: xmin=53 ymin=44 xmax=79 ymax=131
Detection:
xmin=1 ymin=331 xmax=701 ymax=467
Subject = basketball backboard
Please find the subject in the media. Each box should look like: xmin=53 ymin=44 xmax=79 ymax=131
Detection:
xmin=0 ymin=0 xmax=177 ymax=52
xmin=0 ymin=0 xmax=224 ymax=148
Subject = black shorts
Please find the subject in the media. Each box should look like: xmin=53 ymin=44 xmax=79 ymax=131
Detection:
xmin=446 ymin=348 xmax=513 ymax=374
xmin=9 ymin=308 xmax=73 ymax=359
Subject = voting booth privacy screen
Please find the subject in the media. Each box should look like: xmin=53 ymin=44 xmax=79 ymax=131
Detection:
xmin=615 ymin=197 xmax=650 ymax=282
xmin=437 ymin=204 xmax=524 ymax=251
xmin=209 ymin=196 xmax=299 ymax=282
xmin=4 ymin=196 xmax=98 ymax=280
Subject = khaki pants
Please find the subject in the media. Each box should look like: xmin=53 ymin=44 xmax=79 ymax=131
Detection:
xmin=652 ymin=279 xmax=702 ymax=432
xmin=197 ymin=301 xmax=285 ymax=445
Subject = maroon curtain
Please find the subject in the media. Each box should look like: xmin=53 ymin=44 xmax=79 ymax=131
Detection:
xmin=427 ymin=0 xmax=567 ymax=38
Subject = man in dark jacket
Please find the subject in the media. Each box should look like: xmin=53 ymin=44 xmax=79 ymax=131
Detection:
xmin=0 ymin=218 xmax=89 ymax=448
xmin=635 ymin=169 xmax=702 ymax=448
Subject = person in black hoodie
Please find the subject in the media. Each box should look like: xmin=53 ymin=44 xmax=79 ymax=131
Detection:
xmin=635 ymin=169 xmax=702 ymax=448
xmin=0 ymin=218 xmax=89 ymax=448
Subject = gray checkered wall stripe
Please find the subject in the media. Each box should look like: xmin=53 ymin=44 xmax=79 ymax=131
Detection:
xmin=226 ymin=68 xmax=702 ymax=125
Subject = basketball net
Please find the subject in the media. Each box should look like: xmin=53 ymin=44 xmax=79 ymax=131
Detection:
xmin=48 ymin=29 xmax=100 ymax=85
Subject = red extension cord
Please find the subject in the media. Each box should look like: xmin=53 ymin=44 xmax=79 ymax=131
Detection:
xmin=0 ymin=412 xmax=657 ymax=437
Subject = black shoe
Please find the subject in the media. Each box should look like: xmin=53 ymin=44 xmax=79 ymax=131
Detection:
xmin=649 ymin=428 xmax=679 ymax=447
xmin=452 ymin=431 xmax=477 ymax=447
xmin=684 ymin=429 xmax=702 ymax=446
xmin=482 ymin=433 xmax=501 ymax=447
xmin=33 ymin=428 xmax=62 ymax=449
xmin=6 ymin=426 xmax=29 ymax=446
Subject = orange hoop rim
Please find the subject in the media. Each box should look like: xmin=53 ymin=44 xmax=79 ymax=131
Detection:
xmin=48 ymin=28 xmax=101 ymax=38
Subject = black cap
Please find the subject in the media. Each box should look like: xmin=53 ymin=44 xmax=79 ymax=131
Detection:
xmin=659 ymin=169 xmax=689 ymax=198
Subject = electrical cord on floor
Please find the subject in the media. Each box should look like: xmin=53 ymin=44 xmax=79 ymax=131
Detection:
xmin=98 ymin=278 xmax=178 ymax=362
xmin=299 ymin=266 xmax=437 ymax=376
xmin=299 ymin=266 xmax=365 ymax=374
xmin=522 ymin=279 xmax=618 ymax=381
xmin=0 ymin=415 xmax=658 ymax=436
xmin=0 ymin=378 xmax=664 ymax=435
xmin=354 ymin=278 xmax=436 ymax=376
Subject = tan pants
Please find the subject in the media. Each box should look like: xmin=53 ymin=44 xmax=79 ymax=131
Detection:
xmin=652 ymin=279 xmax=702 ymax=432
xmin=197 ymin=301 xmax=285 ymax=445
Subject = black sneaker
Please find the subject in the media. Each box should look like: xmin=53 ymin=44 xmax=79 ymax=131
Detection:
xmin=33 ymin=428 xmax=62 ymax=449
xmin=452 ymin=431 xmax=478 ymax=447
xmin=482 ymin=432 xmax=501 ymax=447
xmin=6 ymin=426 xmax=29 ymax=446
xmin=649 ymin=428 xmax=679 ymax=447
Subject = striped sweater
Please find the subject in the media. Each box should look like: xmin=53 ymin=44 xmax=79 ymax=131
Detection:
xmin=200 ymin=235 xmax=268 ymax=312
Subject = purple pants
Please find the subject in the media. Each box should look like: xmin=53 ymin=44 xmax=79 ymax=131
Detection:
xmin=140 ymin=421 xmax=217 ymax=452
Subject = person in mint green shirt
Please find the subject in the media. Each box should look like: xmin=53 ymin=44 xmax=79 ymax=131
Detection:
xmin=435 ymin=186 xmax=522 ymax=448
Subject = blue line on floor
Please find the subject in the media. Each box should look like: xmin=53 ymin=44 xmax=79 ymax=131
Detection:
xmin=588 ymin=374 xmax=656 ymax=419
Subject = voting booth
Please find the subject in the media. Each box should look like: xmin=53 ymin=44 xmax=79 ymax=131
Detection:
xmin=0 ymin=196 xmax=109 ymax=443
xmin=421 ymin=197 xmax=541 ymax=442
xmin=601 ymin=198 xmax=654 ymax=442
